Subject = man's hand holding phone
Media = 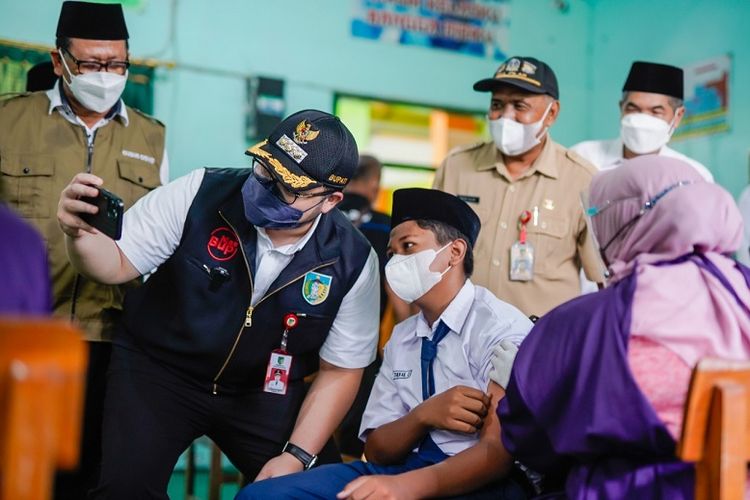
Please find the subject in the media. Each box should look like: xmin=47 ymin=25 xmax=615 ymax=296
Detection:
xmin=58 ymin=173 xmax=124 ymax=240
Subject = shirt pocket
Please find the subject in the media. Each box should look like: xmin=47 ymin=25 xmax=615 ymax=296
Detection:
xmin=526 ymin=214 xmax=570 ymax=276
xmin=0 ymin=154 xmax=56 ymax=218
xmin=117 ymin=158 xmax=161 ymax=208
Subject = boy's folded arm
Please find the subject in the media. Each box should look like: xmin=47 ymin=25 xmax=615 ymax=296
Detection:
xmin=364 ymin=385 xmax=490 ymax=465
xmin=387 ymin=382 xmax=512 ymax=498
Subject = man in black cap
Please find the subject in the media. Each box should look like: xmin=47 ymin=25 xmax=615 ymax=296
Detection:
xmin=57 ymin=109 xmax=380 ymax=499
xmin=434 ymin=56 xmax=602 ymax=318
xmin=0 ymin=2 xmax=166 ymax=498
xmin=571 ymin=61 xmax=712 ymax=181
xmin=236 ymin=188 xmax=531 ymax=499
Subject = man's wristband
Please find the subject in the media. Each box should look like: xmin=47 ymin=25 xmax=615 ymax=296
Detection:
xmin=282 ymin=441 xmax=318 ymax=470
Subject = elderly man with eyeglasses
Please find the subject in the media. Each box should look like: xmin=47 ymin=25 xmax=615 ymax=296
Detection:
xmin=0 ymin=2 xmax=167 ymax=499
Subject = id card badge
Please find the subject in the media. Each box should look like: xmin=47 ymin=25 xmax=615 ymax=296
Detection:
xmin=264 ymin=350 xmax=293 ymax=395
xmin=510 ymin=240 xmax=535 ymax=281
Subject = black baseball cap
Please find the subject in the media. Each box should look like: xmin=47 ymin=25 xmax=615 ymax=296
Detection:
xmin=623 ymin=61 xmax=684 ymax=100
xmin=56 ymin=1 xmax=129 ymax=40
xmin=473 ymin=56 xmax=559 ymax=100
xmin=391 ymin=188 xmax=481 ymax=247
xmin=245 ymin=109 xmax=359 ymax=192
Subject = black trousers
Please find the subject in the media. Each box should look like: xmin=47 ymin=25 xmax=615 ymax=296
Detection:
xmin=89 ymin=344 xmax=339 ymax=499
xmin=54 ymin=341 xmax=112 ymax=500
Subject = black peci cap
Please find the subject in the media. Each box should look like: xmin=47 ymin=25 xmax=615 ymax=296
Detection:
xmin=623 ymin=61 xmax=684 ymax=100
xmin=474 ymin=56 xmax=559 ymax=99
xmin=56 ymin=1 xmax=129 ymax=40
xmin=391 ymin=188 xmax=481 ymax=247
xmin=245 ymin=110 xmax=359 ymax=192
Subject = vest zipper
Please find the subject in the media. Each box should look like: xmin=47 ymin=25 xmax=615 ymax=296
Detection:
xmin=70 ymin=129 xmax=97 ymax=322
xmin=210 ymin=211 xmax=338 ymax=395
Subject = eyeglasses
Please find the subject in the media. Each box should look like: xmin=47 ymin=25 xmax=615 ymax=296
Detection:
xmin=583 ymin=180 xmax=693 ymax=256
xmin=252 ymin=160 xmax=336 ymax=205
xmin=61 ymin=48 xmax=130 ymax=75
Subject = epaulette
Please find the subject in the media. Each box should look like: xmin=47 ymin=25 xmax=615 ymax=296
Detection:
xmin=0 ymin=91 xmax=32 ymax=102
xmin=129 ymin=106 xmax=165 ymax=128
xmin=446 ymin=141 xmax=485 ymax=157
xmin=565 ymin=148 xmax=598 ymax=175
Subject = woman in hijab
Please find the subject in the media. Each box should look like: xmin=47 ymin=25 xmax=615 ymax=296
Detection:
xmin=495 ymin=155 xmax=750 ymax=499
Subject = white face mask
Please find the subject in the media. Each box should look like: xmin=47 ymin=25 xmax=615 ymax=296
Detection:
xmin=385 ymin=243 xmax=452 ymax=303
xmin=488 ymin=102 xmax=553 ymax=156
xmin=59 ymin=49 xmax=127 ymax=113
xmin=620 ymin=112 xmax=677 ymax=155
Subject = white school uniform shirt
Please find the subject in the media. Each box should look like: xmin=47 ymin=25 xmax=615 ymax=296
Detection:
xmin=570 ymin=138 xmax=713 ymax=182
xmin=359 ymin=280 xmax=533 ymax=456
xmin=117 ymin=168 xmax=380 ymax=369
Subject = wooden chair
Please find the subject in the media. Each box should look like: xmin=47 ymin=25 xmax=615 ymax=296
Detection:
xmin=0 ymin=318 xmax=87 ymax=500
xmin=677 ymin=358 xmax=750 ymax=500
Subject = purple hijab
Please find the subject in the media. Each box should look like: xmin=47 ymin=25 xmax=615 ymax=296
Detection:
xmin=499 ymin=156 xmax=750 ymax=499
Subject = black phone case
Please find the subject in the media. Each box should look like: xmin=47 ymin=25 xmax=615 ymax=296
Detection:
xmin=80 ymin=188 xmax=124 ymax=240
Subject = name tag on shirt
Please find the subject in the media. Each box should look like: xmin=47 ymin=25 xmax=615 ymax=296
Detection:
xmin=457 ymin=195 xmax=480 ymax=204
xmin=392 ymin=369 xmax=413 ymax=380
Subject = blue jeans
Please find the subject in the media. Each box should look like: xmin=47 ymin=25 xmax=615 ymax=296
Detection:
xmin=236 ymin=452 xmax=526 ymax=500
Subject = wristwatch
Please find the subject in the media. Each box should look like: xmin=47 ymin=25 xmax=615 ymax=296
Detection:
xmin=282 ymin=441 xmax=318 ymax=470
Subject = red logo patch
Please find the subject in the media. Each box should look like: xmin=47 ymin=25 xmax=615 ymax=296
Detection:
xmin=207 ymin=227 xmax=239 ymax=261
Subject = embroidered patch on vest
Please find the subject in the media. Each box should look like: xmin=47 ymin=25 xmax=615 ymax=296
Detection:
xmin=122 ymin=149 xmax=156 ymax=165
xmin=302 ymin=271 xmax=332 ymax=306
xmin=207 ymin=227 xmax=239 ymax=261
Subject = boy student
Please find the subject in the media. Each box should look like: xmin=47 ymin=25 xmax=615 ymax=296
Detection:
xmin=237 ymin=188 xmax=532 ymax=499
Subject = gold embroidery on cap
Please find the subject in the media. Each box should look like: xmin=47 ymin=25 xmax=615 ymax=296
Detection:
xmin=328 ymin=174 xmax=348 ymax=185
xmin=247 ymin=140 xmax=316 ymax=189
xmin=293 ymin=120 xmax=321 ymax=144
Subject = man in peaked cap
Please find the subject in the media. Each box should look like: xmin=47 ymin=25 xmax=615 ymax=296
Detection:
xmin=57 ymin=109 xmax=380 ymax=498
xmin=433 ymin=56 xmax=603 ymax=318
xmin=572 ymin=61 xmax=713 ymax=181
xmin=236 ymin=188 xmax=532 ymax=499
xmin=0 ymin=2 xmax=167 ymax=498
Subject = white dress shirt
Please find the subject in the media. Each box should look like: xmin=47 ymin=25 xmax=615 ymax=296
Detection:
xmin=359 ymin=280 xmax=532 ymax=456
xmin=46 ymin=81 xmax=170 ymax=184
xmin=571 ymin=138 xmax=713 ymax=182
xmin=117 ymin=168 xmax=380 ymax=369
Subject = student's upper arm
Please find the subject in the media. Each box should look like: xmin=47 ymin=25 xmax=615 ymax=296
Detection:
xmin=116 ymin=168 xmax=204 ymax=274
xmin=358 ymin=341 xmax=406 ymax=440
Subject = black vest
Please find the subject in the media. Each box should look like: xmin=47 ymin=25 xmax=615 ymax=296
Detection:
xmin=119 ymin=168 xmax=372 ymax=394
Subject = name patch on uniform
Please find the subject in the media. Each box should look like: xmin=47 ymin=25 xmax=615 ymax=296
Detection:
xmin=207 ymin=227 xmax=239 ymax=261
xmin=302 ymin=271 xmax=332 ymax=306
xmin=122 ymin=149 xmax=156 ymax=165
xmin=457 ymin=194 xmax=480 ymax=204
xmin=392 ymin=369 xmax=412 ymax=380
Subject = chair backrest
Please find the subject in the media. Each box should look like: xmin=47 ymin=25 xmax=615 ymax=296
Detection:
xmin=0 ymin=318 xmax=87 ymax=500
xmin=677 ymin=357 xmax=750 ymax=500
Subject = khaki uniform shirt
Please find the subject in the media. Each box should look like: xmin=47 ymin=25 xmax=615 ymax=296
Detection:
xmin=433 ymin=138 xmax=602 ymax=317
xmin=0 ymin=89 xmax=165 ymax=341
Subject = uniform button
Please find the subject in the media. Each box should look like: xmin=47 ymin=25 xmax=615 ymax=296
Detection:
xmin=508 ymin=185 xmax=515 ymax=193
xmin=138 ymin=176 xmax=144 ymax=182
xmin=492 ymin=259 xmax=501 ymax=266
xmin=23 ymin=167 xmax=30 ymax=174
xmin=541 ymin=222 xmax=548 ymax=229
xmin=500 ymin=221 xmax=508 ymax=229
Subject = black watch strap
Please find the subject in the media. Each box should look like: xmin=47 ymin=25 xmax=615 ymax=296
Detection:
xmin=282 ymin=441 xmax=318 ymax=470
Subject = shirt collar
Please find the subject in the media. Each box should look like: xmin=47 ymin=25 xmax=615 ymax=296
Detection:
xmin=477 ymin=136 xmax=559 ymax=180
xmin=415 ymin=280 xmax=476 ymax=340
xmin=46 ymin=79 xmax=129 ymax=126
xmin=256 ymin=214 xmax=322 ymax=256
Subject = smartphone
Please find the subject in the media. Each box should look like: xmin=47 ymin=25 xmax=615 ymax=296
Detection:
xmin=80 ymin=187 xmax=124 ymax=240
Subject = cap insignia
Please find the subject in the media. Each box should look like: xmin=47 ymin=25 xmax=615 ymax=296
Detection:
xmin=293 ymin=120 xmax=320 ymax=144
xmin=276 ymin=134 xmax=308 ymax=164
